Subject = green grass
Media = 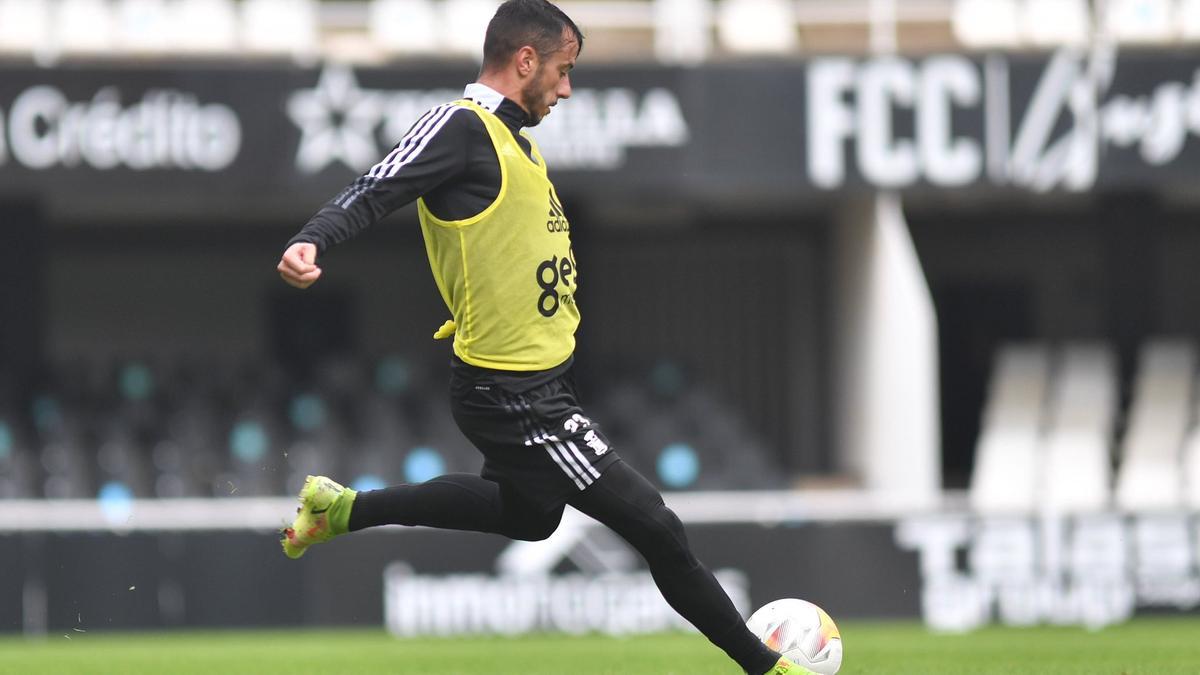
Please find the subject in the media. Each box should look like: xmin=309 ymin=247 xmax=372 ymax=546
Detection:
xmin=0 ymin=617 xmax=1197 ymax=675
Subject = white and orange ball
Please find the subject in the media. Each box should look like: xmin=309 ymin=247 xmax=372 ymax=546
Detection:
xmin=746 ymin=598 xmax=843 ymax=674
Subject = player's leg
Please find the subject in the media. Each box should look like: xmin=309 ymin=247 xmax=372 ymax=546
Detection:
xmin=568 ymin=460 xmax=795 ymax=675
xmin=283 ymin=359 xmax=576 ymax=558
xmin=281 ymin=474 xmax=562 ymax=558
xmin=458 ymin=364 xmax=799 ymax=674
xmin=348 ymin=474 xmax=561 ymax=540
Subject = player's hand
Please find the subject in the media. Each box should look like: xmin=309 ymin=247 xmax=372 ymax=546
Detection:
xmin=277 ymin=242 xmax=323 ymax=289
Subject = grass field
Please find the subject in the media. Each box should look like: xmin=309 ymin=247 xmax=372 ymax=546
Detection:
xmin=1 ymin=617 xmax=1198 ymax=675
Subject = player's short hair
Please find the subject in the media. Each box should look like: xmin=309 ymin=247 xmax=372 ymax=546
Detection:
xmin=481 ymin=0 xmax=584 ymax=71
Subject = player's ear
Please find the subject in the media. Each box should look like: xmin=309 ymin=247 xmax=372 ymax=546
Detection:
xmin=515 ymin=45 xmax=538 ymax=77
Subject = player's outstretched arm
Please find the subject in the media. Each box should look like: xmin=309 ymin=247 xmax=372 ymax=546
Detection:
xmin=277 ymin=242 xmax=323 ymax=289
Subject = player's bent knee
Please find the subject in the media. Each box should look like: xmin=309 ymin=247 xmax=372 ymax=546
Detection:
xmin=652 ymin=505 xmax=686 ymax=540
xmin=640 ymin=504 xmax=697 ymax=568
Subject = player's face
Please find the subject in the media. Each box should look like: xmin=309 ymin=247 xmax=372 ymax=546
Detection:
xmin=520 ymin=31 xmax=577 ymax=126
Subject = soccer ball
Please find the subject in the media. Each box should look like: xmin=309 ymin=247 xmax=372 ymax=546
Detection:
xmin=746 ymin=598 xmax=843 ymax=674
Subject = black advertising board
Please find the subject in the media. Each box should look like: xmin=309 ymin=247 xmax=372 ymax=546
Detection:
xmin=0 ymin=63 xmax=692 ymax=220
xmin=0 ymin=522 xmax=918 ymax=633
xmin=5 ymin=511 xmax=1200 ymax=633
xmin=795 ymin=48 xmax=1200 ymax=194
xmin=2 ymin=48 xmax=1199 ymax=221
xmin=6 ymin=511 xmax=1200 ymax=633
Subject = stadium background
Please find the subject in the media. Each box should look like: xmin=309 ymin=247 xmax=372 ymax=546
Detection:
xmin=2 ymin=0 xmax=1200 ymax=642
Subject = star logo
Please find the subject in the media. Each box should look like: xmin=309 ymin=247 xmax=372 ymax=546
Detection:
xmin=288 ymin=66 xmax=384 ymax=174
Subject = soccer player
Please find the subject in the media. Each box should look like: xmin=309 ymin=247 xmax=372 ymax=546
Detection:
xmin=276 ymin=2 xmax=801 ymax=673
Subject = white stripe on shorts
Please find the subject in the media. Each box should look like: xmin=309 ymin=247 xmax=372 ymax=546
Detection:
xmin=516 ymin=395 xmax=594 ymax=490
xmin=507 ymin=395 xmax=588 ymax=490
xmin=565 ymin=439 xmax=603 ymax=480
xmin=548 ymin=434 xmax=593 ymax=487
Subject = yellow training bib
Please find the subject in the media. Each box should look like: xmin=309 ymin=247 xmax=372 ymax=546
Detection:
xmin=418 ymin=99 xmax=580 ymax=371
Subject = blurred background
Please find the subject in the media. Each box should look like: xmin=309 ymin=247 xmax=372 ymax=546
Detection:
xmin=1 ymin=0 xmax=1199 ymax=637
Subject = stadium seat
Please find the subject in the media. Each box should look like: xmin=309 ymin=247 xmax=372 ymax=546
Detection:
xmin=283 ymin=438 xmax=335 ymax=494
xmin=372 ymin=353 xmax=418 ymax=397
xmin=282 ymin=386 xmax=355 ymax=491
xmin=348 ymin=388 xmax=437 ymax=487
xmin=221 ymin=408 xmax=288 ymax=496
xmin=0 ymin=416 xmax=37 ymax=499
xmin=1040 ymin=344 xmax=1116 ymax=513
xmin=164 ymin=393 xmax=223 ymax=455
xmin=594 ymin=380 xmax=650 ymax=438
xmin=1183 ymin=423 xmax=1200 ymax=509
xmin=1042 ymin=428 xmax=1111 ymax=512
xmin=360 ymin=392 xmax=418 ymax=446
xmin=30 ymin=391 xmax=88 ymax=450
xmin=0 ymin=0 xmax=51 ymax=55
xmin=369 ymin=0 xmax=441 ymax=55
xmin=223 ymin=357 xmax=290 ymax=413
xmin=1022 ymin=0 xmax=1090 ymax=47
xmin=979 ymin=344 xmax=1051 ymax=431
xmin=1115 ymin=340 xmax=1193 ymax=511
xmin=346 ymin=437 xmax=407 ymax=489
xmin=628 ymin=413 xmax=698 ymax=488
xmin=56 ymin=0 xmax=118 ymax=54
xmin=1104 ymin=0 xmax=1175 ymax=44
xmin=442 ymin=0 xmax=498 ymax=59
xmin=157 ymin=389 xmax=227 ymax=497
xmin=313 ymin=356 xmax=370 ymax=427
xmin=653 ymin=0 xmax=711 ymax=63
xmin=952 ymin=0 xmax=1021 ymax=48
xmin=410 ymin=402 xmax=481 ymax=475
xmin=1045 ymin=344 xmax=1118 ymax=431
xmin=173 ymin=0 xmax=238 ymax=53
xmin=716 ymin=0 xmax=798 ymax=54
xmin=674 ymin=389 xmax=787 ymax=489
xmin=150 ymin=439 xmax=196 ymax=497
xmin=114 ymin=0 xmax=172 ymax=52
xmin=969 ymin=344 xmax=1051 ymax=513
xmin=40 ymin=440 xmax=93 ymax=499
xmin=1117 ymin=450 xmax=1186 ymax=512
xmin=95 ymin=428 xmax=153 ymax=497
xmin=970 ymin=427 xmax=1040 ymax=513
xmin=1181 ymin=0 xmax=1200 ymax=40
xmin=240 ymin=0 xmax=319 ymax=61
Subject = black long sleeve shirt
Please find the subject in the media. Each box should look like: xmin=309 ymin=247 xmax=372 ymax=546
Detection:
xmin=289 ymin=83 xmax=537 ymax=255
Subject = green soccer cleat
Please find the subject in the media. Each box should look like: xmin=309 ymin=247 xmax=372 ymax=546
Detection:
xmin=763 ymin=657 xmax=818 ymax=675
xmin=280 ymin=475 xmax=356 ymax=559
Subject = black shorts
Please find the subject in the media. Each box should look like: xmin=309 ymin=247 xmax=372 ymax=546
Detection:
xmin=448 ymin=356 xmax=620 ymax=512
